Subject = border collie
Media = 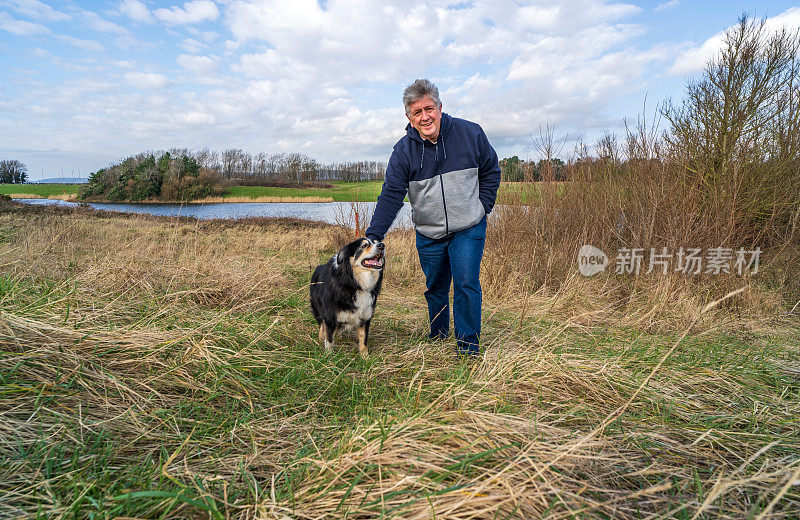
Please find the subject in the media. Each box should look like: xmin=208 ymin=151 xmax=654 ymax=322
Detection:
xmin=311 ymin=237 xmax=385 ymax=358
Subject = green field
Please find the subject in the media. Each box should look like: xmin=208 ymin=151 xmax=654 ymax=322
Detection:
xmin=0 ymin=183 xmax=82 ymax=197
xmin=224 ymin=181 xmax=539 ymax=202
xmin=1 ymin=203 xmax=798 ymax=519
xmin=224 ymin=180 xmax=385 ymax=201
xmin=0 ymin=181 xmax=384 ymax=202
xmin=1 ymin=181 xmax=538 ymax=203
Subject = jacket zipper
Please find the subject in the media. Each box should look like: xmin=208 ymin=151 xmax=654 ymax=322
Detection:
xmin=435 ymin=141 xmax=449 ymax=235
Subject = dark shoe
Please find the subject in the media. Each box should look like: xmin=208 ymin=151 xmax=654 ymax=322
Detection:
xmin=429 ymin=330 xmax=448 ymax=341
xmin=456 ymin=339 xmax=479 ymax=358
xmin=455 ymin=347 xmax=480 ymax=360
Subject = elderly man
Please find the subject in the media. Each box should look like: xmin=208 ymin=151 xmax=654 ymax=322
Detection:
xmin=365 ymin=79 xmax=501 ymax=357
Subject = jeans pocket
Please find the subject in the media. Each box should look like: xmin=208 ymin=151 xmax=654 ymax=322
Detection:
xmin=470 ymin=216 xmax=487 ymax=240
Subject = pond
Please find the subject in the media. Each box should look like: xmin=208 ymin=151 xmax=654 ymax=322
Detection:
xmin=18 ymin=199 xmax=414 ymax=230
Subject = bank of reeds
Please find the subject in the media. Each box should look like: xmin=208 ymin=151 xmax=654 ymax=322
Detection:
xmin=9 ymin=193 xmax=78 ymax=201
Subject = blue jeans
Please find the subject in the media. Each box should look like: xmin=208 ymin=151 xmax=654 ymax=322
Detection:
xmin=415 ymin=216 xmax=487 ymax=356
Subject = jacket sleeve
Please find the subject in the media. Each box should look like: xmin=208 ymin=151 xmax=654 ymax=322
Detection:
xmin=365 ymin=146 xmax=409 ymax=241
xmin=477 ymin=126 xmax=501 ymax=215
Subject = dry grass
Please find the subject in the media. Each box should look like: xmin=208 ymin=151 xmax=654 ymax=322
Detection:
xmin=8 ymin=193 xmax=78 ymax=201
xmin=0 ymin=201 xmax=798 ymax=519
xmin=7 ymin=193 xmax=44 ymax=199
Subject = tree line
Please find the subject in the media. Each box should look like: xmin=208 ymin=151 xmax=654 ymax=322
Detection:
xmin=80 ymin=149 xmax=389 ymax=201
xmin=0 ymin=160 xmax=28 ymax=184
xmin=499 ymin=156 xmax=567 ymax=182
xmin=187 ymin=148 xmax=385 ymax=184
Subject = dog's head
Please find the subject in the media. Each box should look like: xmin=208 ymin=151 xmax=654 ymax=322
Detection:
xmin=335 ymin=237 xmax=385 ymax=273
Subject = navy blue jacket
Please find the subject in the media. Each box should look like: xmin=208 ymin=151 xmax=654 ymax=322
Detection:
xmin=365 ymin=113 xmax=501 ymax=240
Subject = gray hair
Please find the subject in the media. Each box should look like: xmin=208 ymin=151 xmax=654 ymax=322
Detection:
xmin=403 ymin=79 xmax=441 ymax=115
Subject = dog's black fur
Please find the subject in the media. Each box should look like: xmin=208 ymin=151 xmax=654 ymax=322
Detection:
xmin=311 ymin=237 xmax=384 ymax=358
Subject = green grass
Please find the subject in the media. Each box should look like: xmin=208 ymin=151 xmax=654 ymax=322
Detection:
xmin=224 ymin=180 xmax=386 ymax=202
xmin=1 ymin=180 xmax=544 ymax=203
xmin=0 ymin=183 xmax=81 ymax=197
xmin=225 ymin=181 xmax=543 ymax=202
xmin=1 ymin=204 xmax=798 ymax=519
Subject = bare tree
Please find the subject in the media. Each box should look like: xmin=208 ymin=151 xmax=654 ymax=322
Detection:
xmin=531 ymin=123 xmax=568 ymax=181
xmin=221 ymin=149 xmax=242 ymax=180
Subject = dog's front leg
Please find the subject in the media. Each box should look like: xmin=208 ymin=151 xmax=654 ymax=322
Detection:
xmin=357 ymin=323 xmax=368 ymax=359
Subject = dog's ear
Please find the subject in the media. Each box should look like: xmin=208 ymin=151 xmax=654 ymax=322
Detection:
xmin=336 ymin=248 xmax=347 ymax=267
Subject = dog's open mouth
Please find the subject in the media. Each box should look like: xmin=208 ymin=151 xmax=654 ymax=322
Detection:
xmin=361 ymin=252 xmax=384 ymax=269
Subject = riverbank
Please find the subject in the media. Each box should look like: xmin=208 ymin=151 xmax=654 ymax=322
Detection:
xmin=1 ymin=181 xmax=533 ymax=204
xmin=0 ymin=180 xmax=384 ymax=203
xmin=2 ymin=202 xmax=798 ymax=519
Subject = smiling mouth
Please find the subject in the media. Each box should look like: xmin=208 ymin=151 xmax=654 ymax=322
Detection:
xmin=361 ymin=252 xmax=384 ymax=269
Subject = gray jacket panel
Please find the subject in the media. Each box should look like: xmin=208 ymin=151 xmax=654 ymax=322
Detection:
xmin=408 ymin=167 xmax=485 ymax=239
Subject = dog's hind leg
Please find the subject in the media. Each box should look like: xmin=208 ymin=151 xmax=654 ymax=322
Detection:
xmin=318 ymin=322 xmax=326 ymax=341
xmin=357 ymin=323 xmax=368 ymax=359
xmin=324 ymin=322 xmax=335 ymax=354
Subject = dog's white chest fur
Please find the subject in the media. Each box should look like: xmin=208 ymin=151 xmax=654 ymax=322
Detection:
xmin=354 ymin=269 xmax=381 ymax=291
xmin=336 ymin=290 xmax=375 ymax=330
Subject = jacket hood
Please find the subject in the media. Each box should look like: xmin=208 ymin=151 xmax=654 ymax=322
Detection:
xmin=405 ymin=112 xmax=452 ymax=145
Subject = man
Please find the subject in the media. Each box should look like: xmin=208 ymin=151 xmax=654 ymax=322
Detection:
xmin=365 ymin=79 xmax=501 ymax=357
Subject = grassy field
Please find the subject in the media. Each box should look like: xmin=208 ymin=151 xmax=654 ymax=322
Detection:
xmin=1 ymin=201 xmax=798 ymax=519
xmin=220 ymin=181 xmax=528 ymax=202
xmin=1 ymin=181 xmax=530 ymax=203
xmin=0 ymin=183 xmax=81 ymax=198
xmin=0 ymin=181 xmax=384 ymax=202
xmin=224 ymin=181 xmax=385 ymax=202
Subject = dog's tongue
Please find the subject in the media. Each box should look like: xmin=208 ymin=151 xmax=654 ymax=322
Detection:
xmin=364 ymin=257 xmax=382 ymax=267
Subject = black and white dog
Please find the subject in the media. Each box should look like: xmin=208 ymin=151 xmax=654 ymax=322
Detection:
xmin=310 ymin=237 xmax=385 ymax=358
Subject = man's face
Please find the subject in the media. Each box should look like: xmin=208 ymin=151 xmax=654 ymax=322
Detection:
xmin=406 ymin=95 xmax=442 ymax=142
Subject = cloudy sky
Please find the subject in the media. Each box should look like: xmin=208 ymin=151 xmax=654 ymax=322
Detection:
xmin=1 ymin=0 xmax=799 ymax=179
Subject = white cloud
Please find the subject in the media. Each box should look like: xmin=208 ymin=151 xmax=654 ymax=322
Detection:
xmin=186 ymin=27 xmax=219 ymax=44
xmin=124 ymin=72 xmax=170 ymax=89
xmin=764 ymin=7 xmax=800 ymax=33
xmin=81 ymin=10 xmax=130 ymax=34
xmin=507 ymin=23 xmax=646 ymax=82
xmin=0 ymin=12 xmax=49 ymax=35
xmin=57 ymin=35 xmax=105 ymax=52
xmin=175 ymin=110 xmax=216 ymax=125
xmin=177 ymin=54 xmax=217 ymax=75
xmin=669 ymin=7 xmax=800 ymax=76
xmin=8 ymin=0 xmax=748 ymax=172
xmin=667 ymin=33 xmax=722 ymax=76
xmin=655 ymin=0 xmax=679 ymax=12
xmin=180 ymin=38 xmax=204 ymax=53
xmin=29 ymin=47 xmax=51 ymax=59
xmin=6 ymin=0 xmax=70 ymax=22
xmin=154 ymin=0 xmax=220 ymax=25
xmin=118 ymin=0 xmax=154 ymax=23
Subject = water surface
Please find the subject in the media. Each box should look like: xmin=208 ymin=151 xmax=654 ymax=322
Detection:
xmin=19 ymin=199 xmax=413 ymax=229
